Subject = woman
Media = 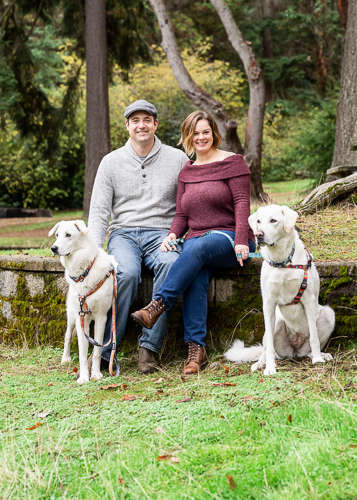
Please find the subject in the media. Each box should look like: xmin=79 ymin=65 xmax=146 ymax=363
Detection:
xmin=132 ymin=110 xmax=255 ymax=375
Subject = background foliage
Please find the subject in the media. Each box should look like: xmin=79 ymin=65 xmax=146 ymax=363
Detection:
xmin=0 ymin=0 xmax=344 ymax=208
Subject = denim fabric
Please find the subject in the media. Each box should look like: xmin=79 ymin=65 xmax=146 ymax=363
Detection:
xmin=101 ymin=228 xmax=180 ymax=360
xmin=154 ymin=231 xmax=256 ymax=347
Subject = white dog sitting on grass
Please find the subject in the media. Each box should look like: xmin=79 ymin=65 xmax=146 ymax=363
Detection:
xmin=225 ymin=205 xmax=335 ymax=375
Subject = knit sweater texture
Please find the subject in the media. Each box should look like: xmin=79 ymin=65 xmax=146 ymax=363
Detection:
xmin=169 ymin=155 xmax=254 ymax=246
xmin=88 ymin=136 xmax=188 ymax=248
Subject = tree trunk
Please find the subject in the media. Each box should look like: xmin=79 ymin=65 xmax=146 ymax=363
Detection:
xmin=83 ymin=0 xmax=111 ymax=217
xmin=331 ymin=0 xmax=357 ymax=172
xmin=293 ymin=172 xmax=357 ymax=214
xmin=210 ymin=0 xmax=267 ymax=202
xmin=147 ymin=0 xmax=243 ymax=154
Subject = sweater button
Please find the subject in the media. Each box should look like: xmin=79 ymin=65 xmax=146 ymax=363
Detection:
xmin=143 ymin=174 xmax=146 ymax=178
xmin=141 ymin=165 xmax=145 ymax=169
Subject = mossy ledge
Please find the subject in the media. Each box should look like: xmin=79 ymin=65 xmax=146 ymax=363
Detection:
xmin=0 ymin=255 xmax=356 ymax=354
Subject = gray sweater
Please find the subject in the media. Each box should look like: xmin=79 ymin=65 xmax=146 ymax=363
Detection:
xmin=88 ymin=136 xmax=189 ymax=248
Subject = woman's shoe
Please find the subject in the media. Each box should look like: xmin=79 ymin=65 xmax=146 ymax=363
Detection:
xmin=183 ymin=341 xmax=207 ymax=375
xmin=131 ymin=298 xmax=165 ymax=329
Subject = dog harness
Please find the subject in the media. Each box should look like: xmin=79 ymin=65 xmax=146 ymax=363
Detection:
xmin=75 ymin=263 xmax=120 ymax=377
xmin=268 ymin=244 xmax=313 ymax=306
xmin=199 ymin=230 xmax=312 ymax=306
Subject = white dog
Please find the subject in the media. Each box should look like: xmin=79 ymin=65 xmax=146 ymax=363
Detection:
xmin=49 ymin=220 xmax=117 ymax=384
xmin=225 ymin=205 xmax=335 ymax=375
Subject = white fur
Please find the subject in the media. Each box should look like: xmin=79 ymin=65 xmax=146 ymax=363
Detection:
xmin=49 ymin=220 xmax=117 ymax=384
xmin=225 ymin=204 xmax=335 ymax=375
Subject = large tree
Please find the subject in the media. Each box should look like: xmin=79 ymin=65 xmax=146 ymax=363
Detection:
xmin=330 ymin=0 xmax=357 ymax=173
xmin=83 ymin=0 xmax=110 ymax=217
xmin=147 ymin=0 xmax=268 ymax=202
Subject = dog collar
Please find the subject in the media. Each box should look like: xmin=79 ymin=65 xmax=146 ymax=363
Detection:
xmin=268 ymin=242 xmax=295 ymax=268
xmin=69 ymin=257 xmax=96 ymax=283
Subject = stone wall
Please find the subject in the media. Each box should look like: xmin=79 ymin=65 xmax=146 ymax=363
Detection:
xmin=0 ymin=255 xmax=356 ymax=353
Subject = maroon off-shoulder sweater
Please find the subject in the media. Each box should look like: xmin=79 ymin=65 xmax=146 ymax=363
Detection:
xmin=169 ymin=154 xmax=254 ymax=246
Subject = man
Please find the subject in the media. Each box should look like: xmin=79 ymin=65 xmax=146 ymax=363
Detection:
xmin=88 ymin=100 xmax=188 ymax=373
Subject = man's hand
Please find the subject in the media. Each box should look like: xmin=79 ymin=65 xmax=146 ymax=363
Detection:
xmin=161 ymin=233 xmax=177 ymax=252
xmin=235 ymin=244 xmax=249 ymax=267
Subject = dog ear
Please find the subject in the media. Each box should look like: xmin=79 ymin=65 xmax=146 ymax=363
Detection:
xmin=48 ymin=222 xmax=62 ymax=237
xmin=248 ymin=210 xmax=259 ymax=234
xmin=74 ymin=220 xmax=89 ymax=235
xmin=281 ymin=206 xmax=298 ymax=232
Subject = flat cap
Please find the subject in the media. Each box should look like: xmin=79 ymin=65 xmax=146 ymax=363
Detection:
xmin=124 ymin=100 xmax=158 ymax=119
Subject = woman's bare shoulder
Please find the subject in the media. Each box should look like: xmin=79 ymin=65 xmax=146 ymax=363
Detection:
xmin=220 ymin=151 xmax=236 ymax=159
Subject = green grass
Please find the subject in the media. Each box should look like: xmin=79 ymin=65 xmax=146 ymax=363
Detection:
xmin=264 ymin=179 xmax=312 ymax=195
xmin=1 ymin=345 xmax=357 ymax=499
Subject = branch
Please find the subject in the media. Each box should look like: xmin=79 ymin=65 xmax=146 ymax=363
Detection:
xmin=22 ymin=0 xmax=45 ymax=44
xmin=0 ymin=0 xmax=16 ymax=26
xmin=292 ymin=172 xmax=357 ymax=214
xmin=146 ymin=0 xmax=243 ymax=153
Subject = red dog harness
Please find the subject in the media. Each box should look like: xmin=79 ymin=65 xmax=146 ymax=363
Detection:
xmin=266 ymin=243 xmax=313 ymax=306
xmin=74 ymin=261 xmax=119 ymax=377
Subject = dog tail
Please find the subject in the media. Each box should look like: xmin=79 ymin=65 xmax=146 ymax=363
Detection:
xmin=224 ymin=340 xmax=263 ymax=363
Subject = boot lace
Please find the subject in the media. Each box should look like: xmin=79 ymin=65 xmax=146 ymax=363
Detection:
xmin=146 ymin=298 xmax=164 ymax=318
xmin=186 ymin=341 xmax=200 ymax=364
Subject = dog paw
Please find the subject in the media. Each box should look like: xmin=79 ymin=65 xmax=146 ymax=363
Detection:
xmin=251 ymin=361 xmax=262 ymax=372
xmin=264 ymin=365 xmax=277 ymax=376
xmin=61 ymin=355 xmax=72 ymax=364
xmin=77 ymin=374 xmax=90 ymax=384
xmin=312 ymin=356 xmax=325 ymax=364
xmin=90 ymin=371 xmax=104 ymax=381
xmin=321 ymin=352 xmax=333 ymax=361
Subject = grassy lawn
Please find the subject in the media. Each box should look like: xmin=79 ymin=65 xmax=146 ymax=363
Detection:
xmin=1 ymin=344 xmax=357 ymax=499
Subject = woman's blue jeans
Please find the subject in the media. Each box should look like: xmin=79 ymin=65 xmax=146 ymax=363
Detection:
xmin=154 ymin=231 xmax=256 ymax=347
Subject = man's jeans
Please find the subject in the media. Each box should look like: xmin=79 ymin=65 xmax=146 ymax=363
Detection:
xmin=154 ymin=231 xmax=256 ymax=347
xmin=101 ymin=228 xmax=180 ymax=361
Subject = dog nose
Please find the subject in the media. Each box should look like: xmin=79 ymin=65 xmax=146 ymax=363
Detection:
xmin=51 ymin=245 xmax=58 ymax=254
xmin=255 ymin=230 xmax=264 ymax=240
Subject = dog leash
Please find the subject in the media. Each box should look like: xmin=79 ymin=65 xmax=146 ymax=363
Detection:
xmin=77 ymin=265 xmax=120 ymax=377
xmin=199 ymin=230 xmax=263 ymax=259
xmin=200 ymin=230 xmax=312 ymax=306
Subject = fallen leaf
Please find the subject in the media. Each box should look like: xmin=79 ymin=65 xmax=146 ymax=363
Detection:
xmin=156 ymin=455 xmax=179 ymax=463
xmin=224 ymin=366 xmax=230 ymax=373
xmin=46 ymin=383 xmax=53 ymax=387
xmin=122 ymin=395 xmax=143 ymax=401
xmin=213 ymin=382 xmax=236 ymax=387
xmin=306 ymin=379 xmax=313 ymax=383
xmin=154 ymin=378 xmax=165 ymax=384
xmin=154 ymin=427 xmax=165 ymax=433
xmin=156 ymin=455 xmax=169 ymax=461
xmin=241 ymin=396 xmax=254 ymax=404
xmin=220 ymin=415 xmax=225 ymax=419
xmin=237 ymin=430 xmax=242 ymax=436
xmin=226 ymin=474 xmax=237 ymax=490
xmin=156 ymin=389 xmax=163 ymax=394
xmin=258 ymin=379 xmax=264 ymax=383
xmin=119 ymin=478 xmax=124 ymax=485
xmin=287 ymin=414 xmax=292 ymax=423
xmin=97 ymin=383 xmax=121 ymax=390
xmin=71 ymin=367 xmax=78 ymax=374
xmin=175 ymin=397 xmax=192 ymax=403
xmin=122 ymin=384 xmax=128 ymax=390
xmin=26 ymin=423 xmax=42 ymax=430
xmin=38 ymin=411 xmax=52 ymax=419
xmin=260 ymin=420 xmax=267 ymax=427
xmin=264 ymin=390 xmax=269 ymax=393
xmin=349 ymin=444 xmax=357 ymax=448
xmin=180 ymin=375 xmax=186 ymax=383
xmin=208 ymin=362 xmax=220 ymax=369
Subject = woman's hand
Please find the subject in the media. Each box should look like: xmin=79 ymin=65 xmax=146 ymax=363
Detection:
xmin=161 ymin=233 xmax=177 ymax=252
xmin=235 ymin=244 xmax=249 ymax=267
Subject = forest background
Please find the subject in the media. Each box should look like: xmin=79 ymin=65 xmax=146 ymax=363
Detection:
xmin=0 ymin=0 xmax=344 ymax=210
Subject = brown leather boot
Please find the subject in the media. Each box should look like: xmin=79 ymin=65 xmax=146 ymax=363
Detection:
xmin=138 ymin=346 xmax=159 ymax=374
xmin=182 ymin=341 xmax=207 ymax=375
xmin=131 ymin=298 xmax=165 ymax=329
